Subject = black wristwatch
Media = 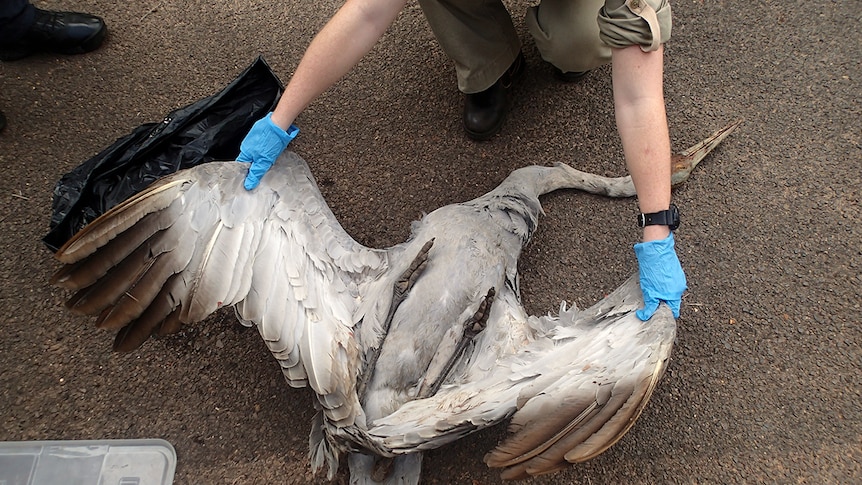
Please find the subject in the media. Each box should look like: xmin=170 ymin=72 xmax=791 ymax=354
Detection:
xmin=637 ymin=204 xmax=680 ymax=230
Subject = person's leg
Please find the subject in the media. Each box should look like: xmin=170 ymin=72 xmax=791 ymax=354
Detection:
xmin=418 ymin=0 xmax=525 ymax=140
xmin=0 ymin=1 xmax=33 ymax=132
xmin=418 ymin=0 xmax=521 ymax=93
xmin=526 ymin=0 xmax=611 ymax=78
xmin=0 ymin=3 xmax=107 ymax=61
xmin=0 ymin=0 xmax=36 ymax=42
xmin=528 ymin=0 xmax=672 ymax=75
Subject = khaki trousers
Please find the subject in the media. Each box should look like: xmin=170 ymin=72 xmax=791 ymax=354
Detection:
xmin=418 ymin=0 xmax=672 ymax=93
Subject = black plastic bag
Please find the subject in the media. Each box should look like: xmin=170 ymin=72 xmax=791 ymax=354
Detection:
xmin=43 ymin=56 xmax=283 ymax=252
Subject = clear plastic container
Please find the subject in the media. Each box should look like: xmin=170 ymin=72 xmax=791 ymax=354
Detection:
xmin=0 ymin=439 xmax=176 ymax=485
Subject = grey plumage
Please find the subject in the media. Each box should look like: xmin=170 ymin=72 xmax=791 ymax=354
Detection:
xmin=52 ymin=120 xmax=740 ymax=482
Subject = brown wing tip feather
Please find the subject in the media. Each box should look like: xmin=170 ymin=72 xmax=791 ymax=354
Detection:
xmin=54 ymin=178 xmax=190 ymax=264
xmin=486 ymin=314 xmax=676 ymax=479
xmin=112 ymin=307 xmax=184 ymax=352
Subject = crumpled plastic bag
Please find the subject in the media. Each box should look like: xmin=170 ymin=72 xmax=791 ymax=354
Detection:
xmin=43 ymin=56 xmax=283 ymax=252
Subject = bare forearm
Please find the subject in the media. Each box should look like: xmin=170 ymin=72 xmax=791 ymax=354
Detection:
xmin=270 ymin=0 xmax=407 ymax=129
xmin=612 ymin=45 xmax=671 ymax=242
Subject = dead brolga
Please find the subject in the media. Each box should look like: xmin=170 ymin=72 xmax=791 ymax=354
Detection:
xmin=52 ymin=121 xmax=740 ymax=483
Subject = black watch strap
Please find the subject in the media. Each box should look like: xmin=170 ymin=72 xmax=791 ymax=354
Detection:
xmin=637 ymin=204 xmax=680 ymax=230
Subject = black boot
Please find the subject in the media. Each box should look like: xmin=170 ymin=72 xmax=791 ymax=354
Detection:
xmin=463 ymin=52 xmax=525 ymax=141
xmin=0 ymin=9 xmax=107 ymax=62
xmin=0 ymin=110 xmax=6 ymax=133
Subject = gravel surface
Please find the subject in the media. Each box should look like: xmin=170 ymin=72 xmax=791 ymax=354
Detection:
xmin=1 ymin=0 xmax=859 ymax=483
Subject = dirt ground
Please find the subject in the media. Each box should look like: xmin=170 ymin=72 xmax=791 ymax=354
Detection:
xmin=1 ymin=0 xmax=859 ymax=483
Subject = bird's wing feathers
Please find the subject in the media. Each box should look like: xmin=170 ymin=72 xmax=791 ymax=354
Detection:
xmin=53 ymin=153 xmax=389 ymax=425
xmin=51 ymin=121 xmax=739 ymax=482
xmin=364 ymin=275 xmax=675 ymax=478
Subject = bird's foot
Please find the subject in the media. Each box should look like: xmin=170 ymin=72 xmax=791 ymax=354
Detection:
xmin=393 ymin=239 xmax=434 ymax=302
xmin=420 ymin=287 xmax=496 ymax=397
xmin=465 ymin=287 xmax=495 ymax=338
xmin=357 ymin=239 xmax=435 ymax=399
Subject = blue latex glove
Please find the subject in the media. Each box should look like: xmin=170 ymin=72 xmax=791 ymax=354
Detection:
xmin=237 ymin=112 xmax=299 ymax=190
xmin=634 ymin=232 xmax=687 ymax=321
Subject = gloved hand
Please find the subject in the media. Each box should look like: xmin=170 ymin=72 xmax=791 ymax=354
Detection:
xmin=634 ymin=232 xmax=687 ymax=321
xmin=237 ymin=112 xmax=299 ymax=190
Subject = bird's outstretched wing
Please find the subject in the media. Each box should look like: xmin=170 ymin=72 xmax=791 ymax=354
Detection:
xmin=340 ymin=120 xmax=742 ymax=475
xmin=361 ymin=275 xmax=676 ymax=479
xmin=51 ymin=153 xmax=391 ymax=426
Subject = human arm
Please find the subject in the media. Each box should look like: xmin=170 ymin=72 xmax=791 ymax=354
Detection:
xmin=240 ymin=0 xmax=408 ymax=189
xmin=613 ymin=44 xmax=671 ymax=241
xmin=612 ymin=44 xmax=686 ymax=320
xmin=270 ymin=0 xmax=408 ymax=130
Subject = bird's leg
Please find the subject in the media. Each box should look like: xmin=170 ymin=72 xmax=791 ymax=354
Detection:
xmin=356 ymin=239 xmax=435 ymax=400
xmin=367 ymin=286 xmax=492 ymax=483
xmin=418 ymin=287 xmax=496 ymax=398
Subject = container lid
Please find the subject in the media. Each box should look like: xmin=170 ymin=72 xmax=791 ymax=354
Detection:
xmin=0 ymin=438 xmax=176 ymax=485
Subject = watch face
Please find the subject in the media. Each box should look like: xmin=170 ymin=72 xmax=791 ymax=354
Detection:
xmin=668 ymin=204 xmax=680 ymax=230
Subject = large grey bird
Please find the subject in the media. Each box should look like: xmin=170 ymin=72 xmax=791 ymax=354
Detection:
xmin=52 ymin=121 xmax=740 ymax=483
